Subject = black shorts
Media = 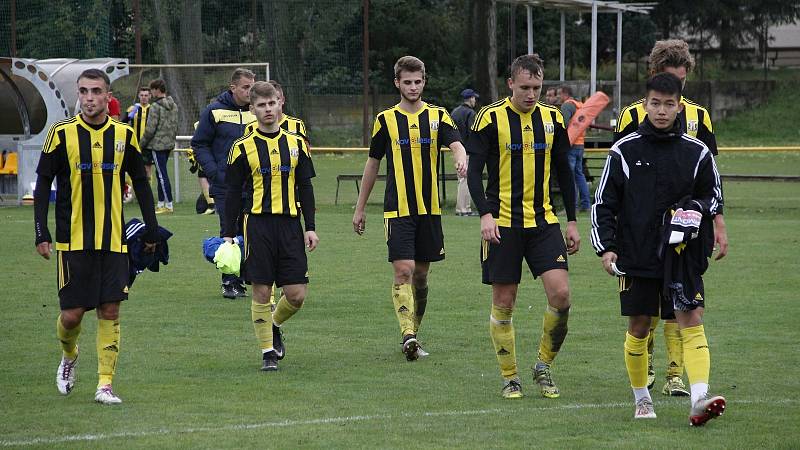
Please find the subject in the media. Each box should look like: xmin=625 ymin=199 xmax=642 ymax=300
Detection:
xmin=618 ymin=276 xmax=705 ymax=319
xmin=57 ymin=250 xmax=129 ymax=310
xmin=481 ymin=224 xmax=568 ymax=285
xmin=141 ymin=148 xmax=154 ymax=165
xmin=242 ymin=213 xmax=308 ymax=287
xmin=384 ymin=215 xmax=444 ymax=262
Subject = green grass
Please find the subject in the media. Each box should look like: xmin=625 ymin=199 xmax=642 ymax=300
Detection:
xmin=1 ymin=152 xmax=799 ymax=448
xmin=715 ymin=77 xmax=800 ymax=146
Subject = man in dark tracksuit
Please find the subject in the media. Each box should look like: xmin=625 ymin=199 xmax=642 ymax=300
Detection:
xmin=590 ymin=73 xmax=726 ymax=426
xmin=192 ymin=68 xmax=256 ymax=299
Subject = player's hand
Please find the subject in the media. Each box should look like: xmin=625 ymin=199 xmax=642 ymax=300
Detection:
xmin=564 ymin=221 xmax=580 ymax=255
xmin=480 ymin=214 xmax=501 ymax=244
xmin=713 ymin=215 xmax=728 ymax=260
xmin=601 ymin=251 xmax=622 ymax=276
xmin=454 ymin=157 xmax=467 ymax=178
xmin=353 ymin=209 xmax=366 ymax=235
xmin=305 ymin=231 xmax=319 ymax=251
xmin=36 ymin=242 xmax=52 ymax=260
xmin=143 ymin=241 xmax=158 ymax=254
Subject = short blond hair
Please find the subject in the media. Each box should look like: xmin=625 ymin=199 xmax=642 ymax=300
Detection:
xmin=648 ymin=39 xmax=695 ymax=75
xmin=394 ymin=56 xmax=425 ymax=79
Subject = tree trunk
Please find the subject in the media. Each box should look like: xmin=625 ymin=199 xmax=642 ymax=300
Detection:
xmin=262 ymin=1 xmax=307 ymax=118
xmin=178 ymin=0 xmax=204 ymax=133
xmin=471 ymin=0 xmax=499 ymax=102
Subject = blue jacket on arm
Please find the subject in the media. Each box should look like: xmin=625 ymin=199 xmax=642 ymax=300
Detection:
xmin=191 ymin=90 xmax=255 ymax=199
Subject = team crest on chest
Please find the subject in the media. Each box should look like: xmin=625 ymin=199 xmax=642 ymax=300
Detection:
xmin=687 ymin=120 xmax=698 ymax=132
xmin=289 ymin=148 xmax=299 ymax=158
xmin=115 ymin=140 xmax=125 ymax=153
xmin=430 ymin=120 xmax=440 ymax=131
xmin=543 ymin=122 xmax=554 ymax=134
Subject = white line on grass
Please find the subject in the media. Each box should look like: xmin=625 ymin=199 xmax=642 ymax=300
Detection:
xmin=2 ymin=398 xmax=797 ymax=447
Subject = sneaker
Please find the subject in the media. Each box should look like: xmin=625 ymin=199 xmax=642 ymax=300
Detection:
xmin=634 ymin=397 xmax=657 ymax=419
xmin=56 ymin=350 xmax=78 ymax=395
xmin=155 ymin=206 xmax=173 ymax=215
xmin=402 ymin=334 xmax=419 ymax=361
xmin=94 ymin=384 xmax=122 ymax=404
xmin=661 ymin=376 xmax=690 ymax=397
xmin=261 ymin=350 xmax=278 ymax=371
xmin=415 ymin=344 xmax=429 ymax=358
xmin=647 ymin=353 xmax=655 ymax=390
xmin=272 ymin=324 xmax=285 ymax=360
xmin=221 ymin=283 xmax=237 ymax=299
xmin=202 ymin=207 xmax=216 ymax=215
xmin=532 ymin=364 xmax=560 ymax=398
xmin=689 ymin=394 xmax=726 ymax=426
xmin=501 ymin=378 xmax=523 ymax=399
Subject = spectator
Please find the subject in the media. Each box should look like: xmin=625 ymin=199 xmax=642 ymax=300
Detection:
xmin=140 ymin=79 xmax=179 ymax=214
xmin=108 ymin=92 xmax=122 ymax=121
xmin=545 ymin=87 xmax=559 ymax=105
xmin=450 ymin=88 xmax=480 ymax=216
xmin=559 ymin=85 xmax=591 ymax=212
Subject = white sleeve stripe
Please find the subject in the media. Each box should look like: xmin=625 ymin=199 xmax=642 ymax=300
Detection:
xmin=590 ymin=154 xmax=614 ymax=253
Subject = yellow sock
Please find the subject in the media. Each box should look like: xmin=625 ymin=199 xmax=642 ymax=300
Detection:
xmin=664 ymin=321 xmax=684 ymax=377
xmin=647 ymin=316 xmax=660 ymax=356
xmin=537 ymin=306 xmax=569 ymax=365
xmin=624 ymin=332 xmax=648 ymax=389
xmin=412 ymin=285 xmax=428 ymax=333
xmin=251 ymin=301 xmax=273 ymax=351
xmin=56 ymin=315 xmax=80 ymax=360
xmin=392 ymin=283 xmax=415 ymax=336
xmin=273 ymin=295 xmax=301 ymax=326
xmin=681 ymin=324 xmax=710 ymax=385
xmin=97 ymin=319 xmax=120 ymax=388
xmin=490 ymin=304 xmax=517 ymax=379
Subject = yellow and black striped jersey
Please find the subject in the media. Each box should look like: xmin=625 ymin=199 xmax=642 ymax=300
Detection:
xmin=369 ymin=103 xmax=460 ymax=218
xmin=35 ymin=115 xmax=145 ymax=252
xmin=614 ymin=97 xmax=717 ymax=155
xmin=468 ymin=98 xmax=573 ymax=228
xmin=245 ymin=114 xmax=308 ymax=141
xmin=226 ymin=128 xmax=315 ymax=217
xmin=130 ymin=104 xmax=149 ymax=142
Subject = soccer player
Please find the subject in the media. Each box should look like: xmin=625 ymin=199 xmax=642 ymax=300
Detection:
xmin=222 ymin=81 xmax=318 ymax=371
xmin=466 ymin=54 xmax=580 ymax=399
xmin=592 ymin=72 xmax=726 ymax=424
xmin=34 ymin=68 xmax=159 ymax=404
xmin=615 ymin=39 xmax=729 ymax=396
xmin=192 ymin=68 xmax=257 ymax=299
xmin=352 ymin=56 xmax=467 ymax=361
xmin=245 ymin=80 xmax=310 ymax=309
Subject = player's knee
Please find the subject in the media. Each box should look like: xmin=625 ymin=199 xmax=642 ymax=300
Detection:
xmin=60 ymin=310 xmax=83 ymax=328
xmin=412 ymin=272 xmax=428 ymax=288
xmin=548 ymin=285 xmax=571 ymax=309
xmin=97 ymin=303 xmax=119 ymax=320
xmin=285 ymin=292 xmax=305 ymax=308
xmin=628 ymin=317 xmax=651 ymax=338
xmin=393 ymin=265 xmax=414 ymax=284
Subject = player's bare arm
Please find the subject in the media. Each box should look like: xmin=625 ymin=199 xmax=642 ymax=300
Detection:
xmin=353 ymin=157 xmax=380 ymax=235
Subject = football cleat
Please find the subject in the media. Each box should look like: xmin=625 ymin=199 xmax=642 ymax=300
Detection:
xmin=232 ymin=281 xmax=248 ymax=298
xmin=56 ymin=350 xmax=78 ymax=395
xmin=501 ymin=378 xmax=523 ymax=399
xmin=155 ymin=206 xmax=173 ymax=215
xmin=661 ymin=376 xmax=690 ymax=397
xmin=634 ymin=397 xmax=657 ymax=419
xmin=261 ymin=350 xmax=278 ymax=371
xmin=415 ymin=344 xmax=429 ymax=358
xmin=272 ymin=324 xmax=285 ymax=360
xmin=401 ymin=335 xmax=419 ymax=361
xmin=94 ymin=384 xmax=122 ymax=405
xmin=222 ymin=283 xmax=237 ymax=299
xmin=689 ymin=394 xmax=726 ymax=426
xmin=533 ymin=363 xmax=560 ymax=398
xmin=647 ymin=353 xmax=655 ymax=390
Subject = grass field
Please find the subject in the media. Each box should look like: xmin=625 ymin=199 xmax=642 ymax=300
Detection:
xmin=1 ymin=152 xmax=799 ymax=448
